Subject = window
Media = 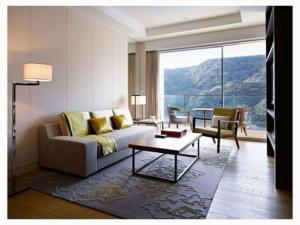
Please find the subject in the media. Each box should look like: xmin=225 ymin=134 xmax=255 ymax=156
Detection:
xmin=223 ymin=42 xmax=266 ymax=130
xmin=160 ymin=47 xmax=222 ymax=123
xmin=160 ymin=40 xmax=266 ymax=132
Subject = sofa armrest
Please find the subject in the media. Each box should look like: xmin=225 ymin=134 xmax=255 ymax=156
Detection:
xmin=40 ymin=136 xmax=98 ymax=177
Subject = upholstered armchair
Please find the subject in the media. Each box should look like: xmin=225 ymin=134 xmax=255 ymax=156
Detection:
xmin=193 ymin=108 xmax=240 ymax=153
xmin=167 ymin=107 xmax=192 ymax=129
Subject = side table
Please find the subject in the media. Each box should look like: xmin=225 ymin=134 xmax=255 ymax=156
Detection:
xmin=133 ymin=119 xmax=164 ymax=132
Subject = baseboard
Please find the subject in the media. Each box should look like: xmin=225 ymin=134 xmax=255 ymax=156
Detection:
xmin=8 ymin=162 xmax=39 ymax=178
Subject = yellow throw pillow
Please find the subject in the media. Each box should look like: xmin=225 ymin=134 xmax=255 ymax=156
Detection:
xmin=112 ymin=114 xmax=131 ymax=129
xmin=89 ymin=117 xmax=113 ymax=134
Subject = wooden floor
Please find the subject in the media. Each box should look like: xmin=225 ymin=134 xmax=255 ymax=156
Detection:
xmin=207 ymin=140 xmax=292 ymax=219
xmin=8 ymin=139 xmax=292 ymax=219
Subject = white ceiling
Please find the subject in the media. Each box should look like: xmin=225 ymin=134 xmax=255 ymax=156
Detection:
xmin=70 ymin=6 xmax=265 ymax=42
xmin=114 ymin=6 xmax=241 ymax=28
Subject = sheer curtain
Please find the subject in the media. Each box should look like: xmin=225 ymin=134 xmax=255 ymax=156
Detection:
xmin=146 ymin=51 xmax=160 ymax=119
xmin=128 ymin=53 xmax=136 ymax=116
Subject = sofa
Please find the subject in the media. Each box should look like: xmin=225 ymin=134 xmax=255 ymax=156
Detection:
xmin=39 ymin=108 xmax=156 ymax=177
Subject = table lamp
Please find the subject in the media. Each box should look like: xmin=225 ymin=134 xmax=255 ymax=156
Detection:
xmin=9 ymin=63 xmax=52 ymax=196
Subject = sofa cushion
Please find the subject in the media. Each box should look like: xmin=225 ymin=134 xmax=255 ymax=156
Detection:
xmin=212 ymin=108 xmax=238 ymax=130
xmin=101 ymin=125 xmax=156 ymax=151
xmin=89 ymin=117 xmax=113 ymax=134
xmin=113 ymin=108 xmax=133 ymax=126
xmin=90 ymin=109 xmax=114 ymax=127
xmin=112 ymin=114 xmax=131 ymax=129
xmin=64 ymin=111 xmax=91 ymax=137
xmin=211 ymin=115 xmax=230 ymax=129
xmin=57 ymin=113 xmax=71 ymax=136
xmin=194 ymin=127 xmax=234 ymax=137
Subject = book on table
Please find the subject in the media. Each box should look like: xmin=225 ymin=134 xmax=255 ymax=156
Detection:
xmin=161 ymin=128 xmax=187 ymax=137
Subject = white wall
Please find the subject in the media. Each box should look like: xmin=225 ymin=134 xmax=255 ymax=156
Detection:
xmin=8 ymin=6 xmax=128 ymax=175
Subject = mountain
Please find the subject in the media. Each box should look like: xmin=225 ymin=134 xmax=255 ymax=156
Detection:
xmin=165 ymin=55 xmax=265 ymax=95
xmin=164 ymin=55 xmax=266 ymax=129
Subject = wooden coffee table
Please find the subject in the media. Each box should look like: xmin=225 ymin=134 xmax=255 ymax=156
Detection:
xmin=128 ymin=133 xmax=201 ymax=182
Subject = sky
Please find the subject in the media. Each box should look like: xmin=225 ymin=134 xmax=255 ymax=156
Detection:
xmin=160 ymin=41 xmax=266 ymax=69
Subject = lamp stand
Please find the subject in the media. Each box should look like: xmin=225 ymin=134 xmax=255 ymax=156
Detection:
xmin=134 ymin=95 xmax=137 ymax=121
xmin=9 ymin=81 xmax=40 ymax=196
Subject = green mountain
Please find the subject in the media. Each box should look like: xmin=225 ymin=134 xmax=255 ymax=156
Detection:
xmin=164 ymin=55 xmax=266 ymax=129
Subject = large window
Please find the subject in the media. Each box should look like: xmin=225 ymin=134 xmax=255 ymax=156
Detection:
xmin=223 ymin=42 xmax=266 ymax=130
xmin=160 ymin=47 xmax=222 ymax=122
xmin=160 ymin=40 xmax=266 ymax=131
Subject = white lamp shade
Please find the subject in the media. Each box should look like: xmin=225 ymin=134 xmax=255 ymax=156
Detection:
xmin=23 ymin=63 xmax=52 ymax=81
xmin=131 ymin=95 xmax=146 ymax=105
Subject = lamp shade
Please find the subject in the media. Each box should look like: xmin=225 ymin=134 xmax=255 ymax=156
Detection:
xmin=131 ymin=95 xmax=146 ymax=105
xmin=23 ymin=63 xmax=52 ymax=81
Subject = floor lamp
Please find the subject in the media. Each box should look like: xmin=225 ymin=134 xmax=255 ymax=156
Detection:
xmin=9 ymin=63 xmax=52 ymax=196
xmin=131 ymin=95 xmax=146 ymax=120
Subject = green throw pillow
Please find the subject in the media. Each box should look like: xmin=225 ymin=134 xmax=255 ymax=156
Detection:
xmin=89 ymin=117 xmax=113 ymax=134
xmin=65 ymin=111 xmax=89 ymax=137
xmin=112 ymin=114 xmax=131 ymax=129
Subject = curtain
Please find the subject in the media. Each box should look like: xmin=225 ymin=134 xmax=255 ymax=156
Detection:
xmin=146 ymin=51 xmax=160 ymax=119
xmin=128 ymin=53 xmax=136 ymax=117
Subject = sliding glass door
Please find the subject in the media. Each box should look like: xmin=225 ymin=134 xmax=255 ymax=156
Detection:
xmin=223 ymin=42 xmax=266 ymax=131
xmin=160 ymin=40 xmax=266 ymax=134
xmin=160 ymin=47 xmax=222 ymax=123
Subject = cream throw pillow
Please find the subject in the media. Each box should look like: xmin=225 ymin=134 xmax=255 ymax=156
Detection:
xmin=211 ymin=115 xmax=230 ymax=130
xmin=113 ymin=108 xmax=133 ymax=126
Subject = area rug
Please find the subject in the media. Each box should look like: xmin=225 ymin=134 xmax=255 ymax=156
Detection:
xmin=27 ymin=143 xmax=232 ymax=219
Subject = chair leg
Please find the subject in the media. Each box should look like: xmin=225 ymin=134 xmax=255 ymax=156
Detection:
xmin=168 ymin=123 xmax=171 ymax=128
xmin=212 ymin=138 xmax=216 ymax=144
xmin=217 ymin=137 xmax=220 ymax=153
xmin=234 ymin=136 xmax=240 ymax=149
xmin=243 ymin=127 xmax=248 ymax=136
xmin=176 ymin=124 xmax=179 ymax=128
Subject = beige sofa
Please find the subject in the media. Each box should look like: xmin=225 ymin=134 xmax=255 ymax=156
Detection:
xmin=39 ymin=108 xmax=156 ymax=177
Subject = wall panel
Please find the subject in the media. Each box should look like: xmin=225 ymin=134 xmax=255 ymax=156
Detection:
xmin=8 ymin=7 xmax=128 ymax=175
xmin=112 ymin=31 xmax=128 ymax=108
xmin=30 ymin=6 xmax=67 ymax=163
xmin=7 ymin=7 xmax=31 ymax=174
xmin=92 ymin=23 xmax=113 ymax=110
xmin=67 ymin=9 xmax=93 ymax=111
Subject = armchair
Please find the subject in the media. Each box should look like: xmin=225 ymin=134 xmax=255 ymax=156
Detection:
xmin=167 ymin=107 xmax=192 ymax=129
xmin=193 ymin=108 xmax=240 ymax=153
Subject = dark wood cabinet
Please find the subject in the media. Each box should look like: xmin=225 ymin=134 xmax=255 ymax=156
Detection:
xmin=266 ymin=6 xmax=292 ymax=190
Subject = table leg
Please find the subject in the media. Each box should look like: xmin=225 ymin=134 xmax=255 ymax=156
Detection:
xmin=197 ymin=139 xmax=200 ymax=157
xmin=174 ymin=154 xmax=178 ymax=182
xmin=132 ymin=148 xmax=135 ymax=174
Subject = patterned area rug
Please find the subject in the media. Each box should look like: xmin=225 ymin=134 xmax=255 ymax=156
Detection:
xmin=27 ymin=143 xmax=232 ymax=219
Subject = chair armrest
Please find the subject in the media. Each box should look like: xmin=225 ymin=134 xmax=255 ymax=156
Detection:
xmin=217 ymin=120 xmax=239 ymax=134
xmin=42 ymin=136 xmax=98 ymax=177
xmin=218 ymin=120 xmax=239 ymax=124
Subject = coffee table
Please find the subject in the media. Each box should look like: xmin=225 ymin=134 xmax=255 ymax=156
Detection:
xmin=128 ymin=133 xmax=201 ymax=182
